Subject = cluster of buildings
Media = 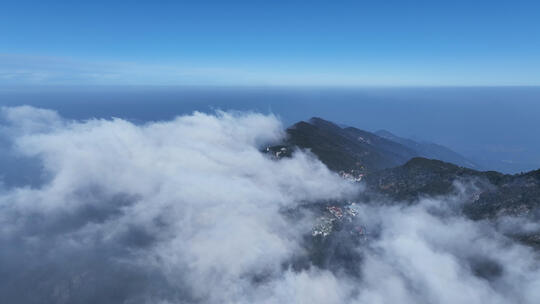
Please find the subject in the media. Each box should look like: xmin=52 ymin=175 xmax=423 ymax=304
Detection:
xmin=339 ymin=170 xmax=364 ymax=182
xmin=264 ymin=144 xmax=367 ymax=239
xmin=312 ymin=166 xmax=367 ymax=238
xmin=265 ymin=146 xmax=289 ymax=159
xmin=356 ymin=136 xmax=372 ymax=145
xmin=312 ymin=203 xmax=366 ymax=240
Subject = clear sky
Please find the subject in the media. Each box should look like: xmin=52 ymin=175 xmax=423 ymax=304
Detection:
xmin=1 ymin=0 xmax=540 ymax=86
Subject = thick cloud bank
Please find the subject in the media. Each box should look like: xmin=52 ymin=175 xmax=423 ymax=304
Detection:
xmin=0 ymin=106 xmax=539 ymax=304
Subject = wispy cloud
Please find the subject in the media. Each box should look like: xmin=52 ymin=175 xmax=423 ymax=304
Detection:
xmin=0 ymin=54 xmax=265 ymax=86
xmin=5 ymin=53 xmax=526 ymax=87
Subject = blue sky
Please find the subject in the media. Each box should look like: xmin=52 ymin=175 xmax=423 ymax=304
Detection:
xmin=1 ymin=0 xmax=540 ymax=86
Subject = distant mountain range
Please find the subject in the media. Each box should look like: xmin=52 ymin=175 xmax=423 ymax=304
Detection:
xmin=374 ymin=129 xmax=480 ymax=170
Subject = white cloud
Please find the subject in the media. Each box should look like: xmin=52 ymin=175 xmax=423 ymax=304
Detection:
xmin=0 ymin=106 xmax=358 ymax=303
xmin=0 ymin=106 xmax=538 ymax=303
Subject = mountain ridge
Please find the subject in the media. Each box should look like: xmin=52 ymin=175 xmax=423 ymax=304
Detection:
xmin=375 ymin=129 xmax=480 ymax=169
xmin=283 ymin=117 xmax=420 ymax=173
xmin=280 ymin=117 xmax=478 ymax=173
xmin=267 ymin=117 xmax=540 ymax=247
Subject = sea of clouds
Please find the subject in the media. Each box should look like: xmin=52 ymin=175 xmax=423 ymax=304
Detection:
xmin=0 ymin=106 xmax=538 ymax=304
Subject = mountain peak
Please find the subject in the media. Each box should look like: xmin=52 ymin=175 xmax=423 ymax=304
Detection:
xmin=283 ymin=117 xmax=480 ymax=173
xmin=282 ymin=118 xmax=418 ymax=173
xmin=307 ymin=117 xmax=341 ymax=129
